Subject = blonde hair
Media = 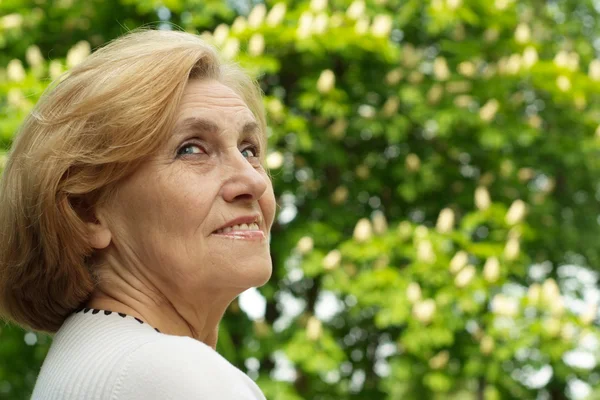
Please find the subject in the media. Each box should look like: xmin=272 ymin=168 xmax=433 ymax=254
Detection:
xmin=0 ymin=29 xmax=267 ymax=332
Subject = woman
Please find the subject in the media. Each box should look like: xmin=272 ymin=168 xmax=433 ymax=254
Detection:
xmin=0 ymin=29 xmax=275 ymax=399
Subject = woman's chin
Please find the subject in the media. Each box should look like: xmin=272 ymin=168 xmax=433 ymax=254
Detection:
xmin=213 ymin=256 xmax=273 ymax=290
xmin=243 ymin=260 xmax=273 ymax=288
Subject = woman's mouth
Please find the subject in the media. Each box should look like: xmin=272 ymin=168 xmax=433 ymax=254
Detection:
xmin=213 ymin=223 xmax=265 ymax=240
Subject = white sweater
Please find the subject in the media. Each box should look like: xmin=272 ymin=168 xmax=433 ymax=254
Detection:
xmin=31 ymin=308 xmax=266 ymax=399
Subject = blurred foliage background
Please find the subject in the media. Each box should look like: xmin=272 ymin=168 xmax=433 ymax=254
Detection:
xmin=1 ymin=0 xmax=600 ymax=399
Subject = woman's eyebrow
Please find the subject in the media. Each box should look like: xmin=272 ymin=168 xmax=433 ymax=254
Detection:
xmin=175 ymin=117 xmax=220 ymax=136
xmin=175 ymin=117 xmax=259 ymax=137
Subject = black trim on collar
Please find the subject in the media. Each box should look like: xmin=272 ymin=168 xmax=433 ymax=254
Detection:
xmin=74 ymin=307 xmax=161 ymax=333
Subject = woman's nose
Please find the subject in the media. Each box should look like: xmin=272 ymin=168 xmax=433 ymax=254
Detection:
xmin=220 ymin=152 xmax=268 ymax=203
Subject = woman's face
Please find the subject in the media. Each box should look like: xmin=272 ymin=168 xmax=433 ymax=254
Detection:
xmin=99 ymin=79 xmax=276 ymax=298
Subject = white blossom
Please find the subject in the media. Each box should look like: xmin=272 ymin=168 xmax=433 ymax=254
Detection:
xmin=580 ymin=302 xmax=597 ymax=325
xmin=310 ymin=0 xmax=328 ymax=12
xmin=413 ymin=299 xmax=436 ymax=323
xmin=541 ymin=278 xmax=560 ymax=304
xmin=417 ymin=240 xmax=436 ymax=264
xmin=317 ymin=69 xmax=335 ymax=93
xmin=560 ymin=323 xmax=576 ymax=341
xmin=266 ymin=3 xmax=287 ymax=27
xmin=371 ymin=14 xmax=392 ymax=37
xmin=49 ymin=60 xmax=63 ymax=80
xmin=248 ymin=4 xmax=267 ymax=28
xmin=556 ymin=75 xmax=571 ymax=92
xmin=231 ymin=16 xmax=247 ymax=33
xmin=429 ymin=350 xmax=449 ymax=369
xmin=589 ymin=59 xmax=600 ymax=81
xmin=446 ymin=80 xmax=472 ymax=94
xmin=385 ymin=68 xmax=403 ymax=85
xmin=458 ymin=61 xmax=476 ymax=77
xmin=475 ymin=186 xmax=491 ymax=210
xmin=331 ymin=185 xmax=349 ymax=204
xmin=514 ymin=23 xmax=531 ymax=43
xmin=266 ymin=151 xmax=284 ymax=169
xmin=546 ymin=317 xmax=561 ymax=337
xmin=427 ymin=84 xmax=444 ymax=104
xmin=213 ymin=24 xmax=229 ymax=46
xmin=323 ymin=250 xmax=342 ymax=270
xmin=480 ymin=335 xmax=495 ymax=354
xmin=296 ymin=236 xmax=314 ymax=255
xmin=1 ymin=14 xmax=23 ymax=29
xmin=527 ymin=283 xmax=541 ymax=306
xmin=454 ymin=95 xmax=473 ymax=108
xmin=554 ymin=50 xmax=570 ymax=68
xmin=306 ymin=316 xmax=322 ymax=340
xmin=372 ymin=210 xmax=388 ymax=235
xmin=479 ymin=99 xmax=499 ymax=122
xmin=382 ymin=96 xmax=399 ymax=117
xmin=297 ymin=12 xmax=313 ymax=39
xmin=505 ymin=54 xmax=522 ymax=75
xmin=523 ymin=46 xmax=538 ymax=68
xmin=566 ymin=52 xmax=580 ymax=71
xmin=433 ymin=57 xmax=451 ymax=81
xmin=397 ymin=221 xmax=412 ymax=239
xmin=505 ymin=199 xmax=527 ymax=225
xmin=446 ymin=0 xmax=462 ymax=9
xmin=436 ymin=208 xmax=455 ymax=233
xmin=503 ymin=236 xmax=520 ymax=260
xmin=248 ymin=33 xmax=265 ymax=56
xmin=267 ymin=98 xmax=284 ymax=116
xmin=66 ymin=41 xmax=91 ymax=68
xmin=406 ymin=282 xmax=422 ymax=303
xmin=354 ymin=17 xmax=369 ymax=35
xmin=494 ymin=0 xmax=513 ymax=9
xmin=449 ymin=251 xmax=468 ymax=274
xmin=312 ymin=13 xmax=328 ymax=34
xmin=7 ymin=89 xmax=24 ymax=108
xmin=353 ymin=218 xmax=373 ymax=242
xmin=358 ymin=104 xmax=375 ymax=119
xmin=7 ymin=59 xmax=25 ymax=82
xmin=405 ymin=153 xmax=421 ymax=172
xmin=26 ymin=45 xmax=43 ymax=68
xmin=550 ymin=295 xmax=565 ymax=316
xmin=414 ymin=225 xmax=428 ymax=240
xmin=483 ymin=257 xmax=500 ymax=283
xmin=222 ymin=38 xmax=240 ymax=59
xmin=455 ymin=265 xmax=476 ymax=288
xmin=491 ymin=294 xmax=519 ymax=317
xmin=346 ymin=0 xmax=365 ymax=19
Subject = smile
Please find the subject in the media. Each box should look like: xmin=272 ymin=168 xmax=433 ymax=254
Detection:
xmin=214 ymin=223 xmax=260 ymax=234
xmin=212 ymin=223 xmax=265 ymax=240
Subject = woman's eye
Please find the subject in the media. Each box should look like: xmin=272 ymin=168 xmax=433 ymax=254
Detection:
xmin=177 ymin=144 xmax=204 ymax=156
xmin=241 ymin=146 xmax=258 ymax=159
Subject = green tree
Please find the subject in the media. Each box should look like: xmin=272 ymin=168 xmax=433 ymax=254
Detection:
xmin=1 ymin=0 xmax=599 ymax=399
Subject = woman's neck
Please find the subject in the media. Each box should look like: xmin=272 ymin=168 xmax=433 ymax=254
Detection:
xmin=85 ymin=266 xmax=236 ymax=350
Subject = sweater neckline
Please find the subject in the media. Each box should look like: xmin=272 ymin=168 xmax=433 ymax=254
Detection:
xmin=74 ymin=307 xmax=161 ymax=333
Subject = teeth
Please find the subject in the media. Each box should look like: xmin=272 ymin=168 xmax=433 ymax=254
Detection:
xmin=215 ymin=223 xmax=260 ymax=234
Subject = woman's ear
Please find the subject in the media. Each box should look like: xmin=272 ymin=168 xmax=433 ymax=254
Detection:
xmin=87 ymin=213 xmax=112 ymax=250
xmin=71 ymin=196 xmax=112 ymax=250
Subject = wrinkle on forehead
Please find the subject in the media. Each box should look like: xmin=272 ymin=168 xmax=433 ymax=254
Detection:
xmin=180 ymin=80 xmax=249 ymax=109
xmin=177 ymin=81 xmax=256 ymax=127
xmin=173 ymin=80 xmax=261 ymax=146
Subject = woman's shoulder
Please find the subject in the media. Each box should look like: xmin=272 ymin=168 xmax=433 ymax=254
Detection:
xmin=112 ymin=334 xmax=266 ymax=399
xmin=122 ymin=333 xmax=230 ymax=369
